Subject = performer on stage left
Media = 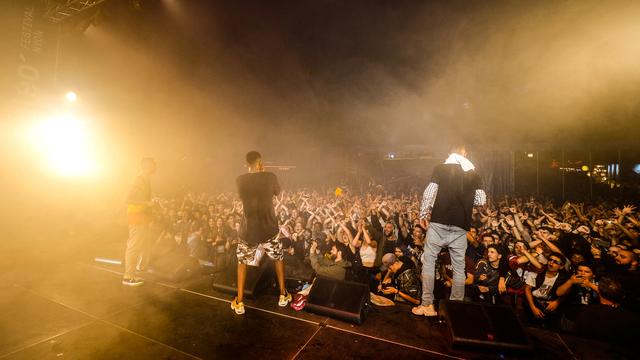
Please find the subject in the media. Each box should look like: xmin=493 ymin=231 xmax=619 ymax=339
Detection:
xmin=122 ymin=157 xmax=156 ymax=287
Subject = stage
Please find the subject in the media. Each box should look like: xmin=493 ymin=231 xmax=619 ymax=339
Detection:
xmin=0 ymin=258 xmax=632 ymax=359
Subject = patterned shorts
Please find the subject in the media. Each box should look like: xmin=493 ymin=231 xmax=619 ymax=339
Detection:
xmin=236 ymin=234 xmax=283 ymax=265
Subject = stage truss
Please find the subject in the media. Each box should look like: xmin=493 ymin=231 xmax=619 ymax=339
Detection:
xmin=45 ymin=0 xmax=108 ymax=24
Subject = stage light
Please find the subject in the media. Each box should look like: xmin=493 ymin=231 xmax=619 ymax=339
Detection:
xmin=634 ymin=164 xmax=640 ymax=174
xmin=527 ymin=153 xmax=534 ymax=158
xmin=65 ymin=91 xmax=77 ymax=102
xmin=581 ymin=165 xmax=589 ymax=172
xmin=28 ymin=115 xmax=99 ymax=177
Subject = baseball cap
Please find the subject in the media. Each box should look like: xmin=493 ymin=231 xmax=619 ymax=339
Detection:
xmin=380 ymin=253 xmax=398 ymax=272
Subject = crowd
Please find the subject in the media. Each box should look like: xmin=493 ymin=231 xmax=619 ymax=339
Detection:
xmin=147 ymin=186 xmax=640 ymax=341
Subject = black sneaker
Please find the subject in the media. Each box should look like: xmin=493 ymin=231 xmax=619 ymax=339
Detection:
xmin=122 ymin=278 xmax=144 ymax=287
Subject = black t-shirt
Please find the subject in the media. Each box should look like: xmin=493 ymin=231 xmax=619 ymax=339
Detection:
xmin=236 ymin=172 xmax=281 ymax=245
xmin=429 ymin=164 xmax=482 ymax=231
xmin=393 ymin=256 xmax=415 ymax=278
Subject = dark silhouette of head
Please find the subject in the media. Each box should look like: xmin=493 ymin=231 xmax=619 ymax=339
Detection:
xmin=140 ymin=157 xmax=156 ymax=175
xmin=449 ymin=144 xmax=467 ymax=157
xmin=245 ymin=151 xmax=264 ymax=172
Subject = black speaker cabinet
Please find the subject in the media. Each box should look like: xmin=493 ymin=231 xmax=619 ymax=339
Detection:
xmin=149 ymin=253 xmax=201 ymax=283
xmin=305 ymin=277 xmax=369 ymax=324
xmin=212 ymin=261 xmax=272 ymax=299
xmin=439 ymin=300 xmax=532 ymax=352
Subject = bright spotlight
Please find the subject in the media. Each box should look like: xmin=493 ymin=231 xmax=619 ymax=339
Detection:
xmin=65 ymin=91 xmax=77 ymax=102
xmin=581 ymin=165 xmax=589 ymax=172
xmin=527 ymin=153 xmax=534 ymax=158
xmin=28 ymin=115 xmax=99 ymax=177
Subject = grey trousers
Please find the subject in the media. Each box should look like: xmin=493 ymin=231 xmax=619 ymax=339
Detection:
xmin=124 ymin=224 xmax=152 ymax=280
xmin=420 ymin=222 xmax=468 ymax=306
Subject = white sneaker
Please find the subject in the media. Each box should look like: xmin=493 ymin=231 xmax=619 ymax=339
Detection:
xmin=412 ymin=304 xmax=437 ymax=317
xmin=122 ymin=278 xmax=144 ymax=287
xmin=231 ymin=298 xmax=245 ymax=315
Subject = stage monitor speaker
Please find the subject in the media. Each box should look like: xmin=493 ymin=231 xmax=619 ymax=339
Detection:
xmin=305 ymin=277 xmax=369 ymax=324
xmin=149 ymin=252 xmax=201 ymax=282
xmin=212 ymin=261 xmax=271 ymax=299
xmin=439 ymin=300 xmax=531 ymax=352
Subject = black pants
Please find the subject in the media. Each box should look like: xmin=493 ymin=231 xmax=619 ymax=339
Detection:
xmin=525 ymin=299 xmax=561 ymax=328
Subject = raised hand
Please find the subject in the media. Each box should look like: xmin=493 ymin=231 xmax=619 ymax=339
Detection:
xmin=569 ymin=274 xmax=583 ymax=286
xmin=309 ymin=240 xmax=318 ymax=254
xmin=582 ymin=277 xmax=595 ymax=289
xmin=622 ymin=205 xmax=636 ymax=215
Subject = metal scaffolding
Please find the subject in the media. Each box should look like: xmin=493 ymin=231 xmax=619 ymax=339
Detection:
xmin=45 ymin=0 xmax=108 ymax=24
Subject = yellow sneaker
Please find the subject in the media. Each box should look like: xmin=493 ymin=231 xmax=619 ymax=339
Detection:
xmin=278 ymin=292 xmax=292 ymax=307
xmin=231 ymin=298 xmax=245 ymax=315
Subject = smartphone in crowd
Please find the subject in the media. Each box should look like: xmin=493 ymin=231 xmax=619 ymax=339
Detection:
xmin=593 ymin=238 xmax=611 ymax=248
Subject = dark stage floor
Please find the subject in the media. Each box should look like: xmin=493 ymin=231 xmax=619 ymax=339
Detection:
xmin=0 ymin=258 xmax=633 ymax=360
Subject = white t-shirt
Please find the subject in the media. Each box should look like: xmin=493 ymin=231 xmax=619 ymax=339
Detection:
xmin=360 ymin=244 xmax=376 ymax=267
xmin=525 ymin=271 xmax=559 ymax=300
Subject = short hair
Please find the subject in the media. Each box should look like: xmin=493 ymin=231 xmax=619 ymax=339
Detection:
xmin=141 ymin=157 xmax=155 ymax=168
xmin=548 ymin=252 xmax=565 ymax=264
xmin=574 ymin=261 xmax=595 ymax=273
xmin=598 ymin=277 xmax=624 ymax=304
xmin=245 ymin=151 xmax=262 ymax=165
xmin=486 ymin=244 xmax=503 ymax=256
xmin=449 ymin=143 xmax=466 ymax=154
xmin=481 ymin=231 xmax=494 ymax=239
